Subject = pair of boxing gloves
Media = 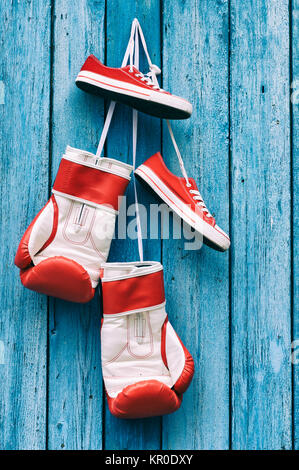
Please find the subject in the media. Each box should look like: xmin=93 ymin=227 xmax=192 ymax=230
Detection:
xmin=15 ymin=146 xmax=194 ymax=419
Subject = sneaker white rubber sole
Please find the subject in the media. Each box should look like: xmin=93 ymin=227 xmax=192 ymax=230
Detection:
xmin=76 ymin=71 xmax=192 ymax=120
xmin=135 ymin=165 xmax=230 ymax=252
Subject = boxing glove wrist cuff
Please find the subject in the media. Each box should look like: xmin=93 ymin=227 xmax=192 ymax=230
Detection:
xmin=53 ymin=154 xmax=132 ymax=211
xmin=101 ymin=262 xmax=165 ymax=316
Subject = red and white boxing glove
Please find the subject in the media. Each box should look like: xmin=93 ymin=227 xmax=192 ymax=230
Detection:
xmin=101 ymin=261 xmax=194 ymax=418
xmin=15 ymin=146 xmax=132 ymax=303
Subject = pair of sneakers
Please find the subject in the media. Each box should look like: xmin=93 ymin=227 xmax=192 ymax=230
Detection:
xmin=76 ymin=52 xmax=230 ymax=252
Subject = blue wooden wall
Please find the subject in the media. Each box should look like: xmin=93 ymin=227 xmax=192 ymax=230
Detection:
xmin=0 ymin=0 xmax=297 ymax=450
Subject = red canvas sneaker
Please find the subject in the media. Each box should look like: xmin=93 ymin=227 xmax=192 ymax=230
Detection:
xmin=135 ymin=152 xmax=230 ymax=252
xmin=76 ymin=55 xmax=192 ymax=120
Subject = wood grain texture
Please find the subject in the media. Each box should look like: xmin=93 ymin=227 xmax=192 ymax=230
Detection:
xmin=104 ymin=0 xmax=162 ymax=450
xmin=47 ymin=0 xmax=105 ymax=450
xmin=161 ymin=0 xmax=230 ymax=450
xmin=230 ymin=0 xmax=292 ymax=449
xmin=292 ymin=0 xmax=299 ymax=451
xmin=0 ymin=0 xmax=51 ymax=450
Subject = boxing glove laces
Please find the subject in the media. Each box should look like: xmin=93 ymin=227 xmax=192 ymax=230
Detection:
xmin=101 ymin=261 xmax=194 ymax=418
xmin=15 ymin=146 xmax=132 ymax=303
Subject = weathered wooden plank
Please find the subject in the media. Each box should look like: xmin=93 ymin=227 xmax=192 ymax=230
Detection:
xmin=47 ymin=0 xmax=105 ymax=450
xmin=230 ymin=0 xmax=292 ymax=449
xmin=105 ymin=0 xmax=162 ymax=450
xmin=292 ymin=0 xmax=299 ymax=451
xmin=162 ymin=0 xmax=230 ymax=449
xmin=0 ymin=0 xmax=51 ymax=449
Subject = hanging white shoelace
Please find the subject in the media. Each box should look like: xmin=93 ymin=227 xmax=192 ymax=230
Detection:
xmin=95 ymin=19 xmax=212 ymax=263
